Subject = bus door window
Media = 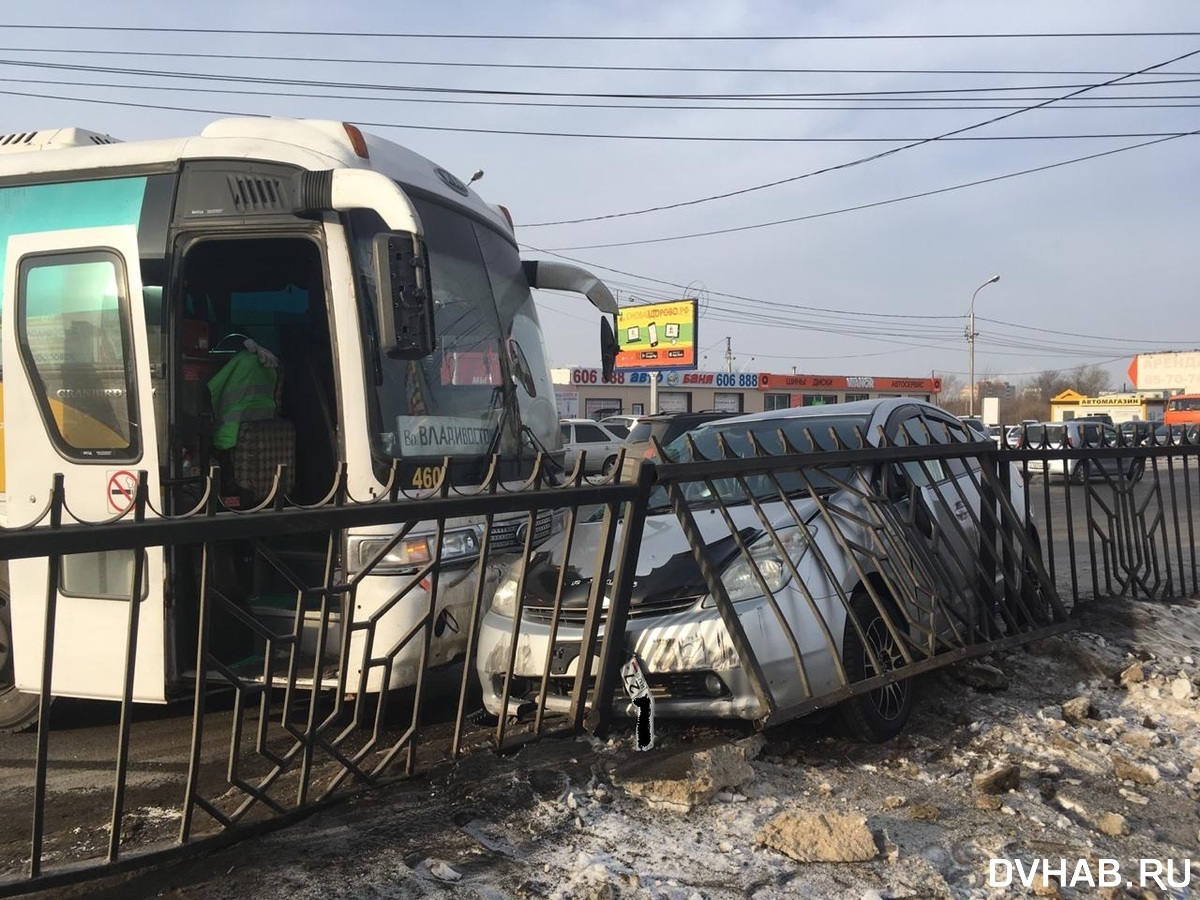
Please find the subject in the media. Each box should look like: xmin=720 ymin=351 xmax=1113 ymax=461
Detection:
xmin=17 ymin=250 xmax=139 ymax=458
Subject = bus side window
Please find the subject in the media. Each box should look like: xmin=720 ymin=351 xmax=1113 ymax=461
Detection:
xmin=17 ymin=250 xmax=139 ymax=459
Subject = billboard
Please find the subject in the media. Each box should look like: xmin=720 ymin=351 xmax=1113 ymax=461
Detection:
xmin=1129 ymin=352 xmax=1200 ymax=394
xmin=756 ymin=373 xmax=942 ymax=393
xmin=614 ymin=299 xmax=698 ymax=370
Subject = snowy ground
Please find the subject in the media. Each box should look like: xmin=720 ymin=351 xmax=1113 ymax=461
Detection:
xmin=63 ymin=595 xmax=1200 ymax=900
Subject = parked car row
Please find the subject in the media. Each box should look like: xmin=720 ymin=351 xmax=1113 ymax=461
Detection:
xmin=1018 ymin=421 xmax=1144 ymax=483
xmin=559 ymin=411 xmax=733 ymax=478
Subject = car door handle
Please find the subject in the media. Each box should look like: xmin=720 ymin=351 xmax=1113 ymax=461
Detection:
xmin=913 ymin=498 xmax=935 ymax=539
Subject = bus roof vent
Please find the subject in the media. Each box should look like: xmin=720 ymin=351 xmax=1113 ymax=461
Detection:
xmin=0 ymin=127 xmax=123 ymax=153
xmin=226 ymin=174 xmax=288 ymax=213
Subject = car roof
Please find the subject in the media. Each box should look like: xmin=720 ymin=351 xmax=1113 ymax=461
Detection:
xmin=700 ymin=397 xmax=916 ymax=430
xmin=637 ymin=410 xmax=725 ymax=422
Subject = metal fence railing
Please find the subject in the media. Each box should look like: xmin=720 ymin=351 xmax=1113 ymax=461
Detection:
xmin=1003 ymin=427 xmax=1200 ymax=601
xmin=0 ymin=428 xmax=1196 ymax=894
xmin=0 ymin=455 xmax=639 ymax=894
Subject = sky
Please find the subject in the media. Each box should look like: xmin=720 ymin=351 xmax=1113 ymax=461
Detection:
xmin=1 ymin=0 xmax=1198 ymax=389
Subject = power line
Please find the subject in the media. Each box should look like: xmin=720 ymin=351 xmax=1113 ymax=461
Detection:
xmin=978 ymin=316 xmax=1198 ymax=345
xmin=2 ymin=80 xmax=1184 ymax=141
xmin=935 ymin=355 xmax=1131 ymax=378
xmin=8 ymin=74 xmax=1200 ymax=115
xmin=521 ymin=241 xmax=967 ymax=325
xmin=545 ymin=129 xmax=1200 ymax=250
xmin=524 ymin=47 xmax=1200 ymax=226
xmin=522 ymin=243 xmax=1191 ymax=364
xmin=4 ymin=46 xmax=1200 ymax=77
xmin=7 ymin=57 xmax=1199 ymax=100
xmin=1 ymin=25 xmax=1198 ymax=40
xmin=6 ymin=82 xmax=1194 ymax=147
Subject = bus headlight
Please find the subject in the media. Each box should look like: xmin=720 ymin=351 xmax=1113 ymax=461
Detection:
xmin=350 ymin=527 xmax=481 ymax=574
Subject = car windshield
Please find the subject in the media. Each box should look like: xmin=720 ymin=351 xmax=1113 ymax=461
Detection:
xmin=647 ymin=413 xmax=871 ymax=509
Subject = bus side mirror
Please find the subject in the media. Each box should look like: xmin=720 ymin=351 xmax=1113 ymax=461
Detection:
xmin=601 ymin=316 xmax=618 ymax=381
xmin=373 ymin=231 xmax=435 ymax=358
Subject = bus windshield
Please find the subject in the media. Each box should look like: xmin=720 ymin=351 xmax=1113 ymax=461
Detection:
xmin=348 ymin=196 xmax=557 ymax=465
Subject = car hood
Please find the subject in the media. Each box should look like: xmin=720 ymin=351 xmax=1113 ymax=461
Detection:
xmin=519 ymin=499 xmax=820 ymax=610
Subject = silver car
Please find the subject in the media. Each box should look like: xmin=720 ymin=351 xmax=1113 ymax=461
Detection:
xmin=478 ymin=399 xmax=1035 ymax=741
xmin=559 ymin=418 xmax=625 ymax=475
xmin=1020 ymin=421 xmax=1143 ymax=483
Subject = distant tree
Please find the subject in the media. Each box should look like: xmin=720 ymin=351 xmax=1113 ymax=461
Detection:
xmin=1071 ymin=364 xmax=1112 ymax=397
xmin=934 ymin=372 xmax=963 ymax=410
xmin=1025 ymin=370 xmax=1071 ymax=404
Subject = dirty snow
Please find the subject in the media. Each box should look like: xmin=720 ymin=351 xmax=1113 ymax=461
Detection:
xmin=68 ymin=596 xmax=1200 ymax=900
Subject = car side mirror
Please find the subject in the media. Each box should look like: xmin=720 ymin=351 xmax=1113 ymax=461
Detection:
xmin=373 ymin=231 xmax=435 ymax=358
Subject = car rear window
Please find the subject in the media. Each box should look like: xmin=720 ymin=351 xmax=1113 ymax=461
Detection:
xmin=658 ymin=419 xmax=707 ymax=444
xmin=627 ymin=422 xmax=652 ymax=442
xmin=1025 ymin=425 xmax=1065 ymax=446
xmin=627 ymin=415 xmax=720 ymax=444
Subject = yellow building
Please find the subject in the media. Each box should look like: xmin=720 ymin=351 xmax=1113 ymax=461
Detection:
xmin=1049 ymin=389 xmax=1168 ymax=424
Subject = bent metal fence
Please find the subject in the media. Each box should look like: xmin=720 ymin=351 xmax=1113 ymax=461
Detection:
xmin=0 ymin=430 xmax=1196 ymax=893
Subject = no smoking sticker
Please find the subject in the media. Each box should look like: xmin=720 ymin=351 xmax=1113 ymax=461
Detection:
xmin=106 ymin=469 xmax=139 ymax=513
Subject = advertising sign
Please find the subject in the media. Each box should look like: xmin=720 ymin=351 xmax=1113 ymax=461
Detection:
xmin=614 ymin=299 xmax=698 ymax=370
xmin=757 ymin=373 xmax=942 ymax=393
xmin=1129 ymin=352 xmax=1200 ymax=393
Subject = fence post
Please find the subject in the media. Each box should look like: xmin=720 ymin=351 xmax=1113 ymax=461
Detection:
xmin=586 ymin=462 xmax=655 ymax=735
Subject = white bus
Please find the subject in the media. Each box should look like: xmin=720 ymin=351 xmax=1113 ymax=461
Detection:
xmin=0 ymin=117 xmax=617 ymax=731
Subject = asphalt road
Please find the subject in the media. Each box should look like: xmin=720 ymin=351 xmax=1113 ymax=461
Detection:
xmin=0 ymin=667 xmax=487 ymax=888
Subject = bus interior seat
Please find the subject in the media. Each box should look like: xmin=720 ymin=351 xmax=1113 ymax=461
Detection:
xmin=231 ymin=417 xmax=296 ymax=504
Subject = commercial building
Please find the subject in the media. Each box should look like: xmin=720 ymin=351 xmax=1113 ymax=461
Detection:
xmin=553 ymin=368 xmax=943 ymax=420
xmin=1049 ymin=389 xmax=1169 ymax=424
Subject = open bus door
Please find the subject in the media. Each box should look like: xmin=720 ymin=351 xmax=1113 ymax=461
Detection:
xmin=2 ymin=226 xmax=167 ymax=704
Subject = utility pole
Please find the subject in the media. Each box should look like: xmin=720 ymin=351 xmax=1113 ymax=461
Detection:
xmin=967 ymin=274 xmax=1000 ymax=418
xmin=725 ymin=336 xmax=733 ymax=374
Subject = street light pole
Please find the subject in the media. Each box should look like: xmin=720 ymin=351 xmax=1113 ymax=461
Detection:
xmin=967 ymin=274 xmax=1000 ymax=417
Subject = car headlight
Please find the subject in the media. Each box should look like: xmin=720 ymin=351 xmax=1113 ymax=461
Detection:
xmin=704 ymin=526 xmax=815 ymax=606
xmin=350 ymin=527 xmax=481 ymax=575
xmin=490 ymin=563 xmax=523 ymax=617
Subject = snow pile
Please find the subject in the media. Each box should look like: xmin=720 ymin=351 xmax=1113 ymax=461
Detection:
xmin=108 ymin=597 xmax=1200 ymax=899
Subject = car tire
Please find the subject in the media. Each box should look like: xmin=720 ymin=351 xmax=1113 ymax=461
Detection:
xmin=602 ymin=456 xmax=617 ymax=476
xmin=0 ymin=568 xmax=42 ymax=734
xmin=837 ymin=589 xmax=913 ymax=743
xmin=1069 ymin=461 xmax=1087 ymax=485
xmin=1012 ymin=526 xmax=1054 ymax=629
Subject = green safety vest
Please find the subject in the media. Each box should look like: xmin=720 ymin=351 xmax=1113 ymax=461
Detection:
xmin=207 ymin=350 xmax=279 ymax=450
